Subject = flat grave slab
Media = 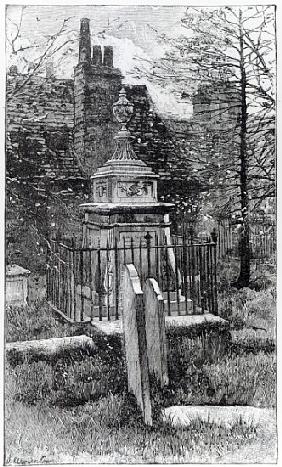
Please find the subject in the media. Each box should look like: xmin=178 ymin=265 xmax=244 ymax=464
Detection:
xmin=91 ymin=313 xmax=228 ymax=335
xmin=163 ymin=405 xmax=276 ymax=430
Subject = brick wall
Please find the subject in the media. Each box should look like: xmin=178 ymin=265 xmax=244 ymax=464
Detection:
xmin=6 ymin=73 xmax=83 ymax=183
xmin=73 ymin=62 xmax=123 ymax=174
xmin=73 ymin=57 xmax=174 ymax=176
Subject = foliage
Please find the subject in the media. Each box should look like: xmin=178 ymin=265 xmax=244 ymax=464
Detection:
xmin=5 ymin=299 xmax=76 ymax=343
xmin=5 ymin=7 xmax=125 ymax=270
xmin=5 ymin=332 xmax=275 ymax=462
xmin=5 ymin=251 xmax=277 ymax=462
xmin=6 ymin=6 xmax=131 ymax=99
xmin=6 ymin=350 xmax=126 ymax=406
xmin=6 ymin=172 xmax=85 ymax=272
xmin=135 ymin=6 xmax=275 ymax=212
xmin=217 ymin=258 xmax=276 ymax=339
xmin=168 ymin=350 xmax=275 ymax=408
xmin=6 ymin=295 xmax=275 ymax=410
xmin=134 ymin=6 xmax=275 ymax=286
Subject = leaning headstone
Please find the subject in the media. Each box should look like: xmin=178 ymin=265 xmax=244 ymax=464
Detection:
xmin=6 ymin=265 xmax=30 ymax=306
xmin=122 ymin=264 xmax=152 ymax=426
xmin=143 ymin=278 xmax=169 ymax=387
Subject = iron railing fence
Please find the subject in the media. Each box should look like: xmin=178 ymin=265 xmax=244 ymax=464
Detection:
xmin=46 ymin=232 xmax=218 ymax=322
xmin=217 ymin=219 xmax=276 ymax=260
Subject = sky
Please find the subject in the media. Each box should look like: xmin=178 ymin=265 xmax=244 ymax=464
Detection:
xmin=6 ymin=5 xmax=194 ymax=119
xmin=5 ymin=4 xmax=276 ymax=120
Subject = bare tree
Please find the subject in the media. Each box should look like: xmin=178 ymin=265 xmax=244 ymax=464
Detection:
xmin=133 ymin=6 xmax=275 ymax=287
xmin=6 ymin=9 xmax=128 ymax=268
xmin=6 ymin=7 xmax=127 ymax=100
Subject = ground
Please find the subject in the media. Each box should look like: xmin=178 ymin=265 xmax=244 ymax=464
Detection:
xmin=5 ymin=257 xmax=277 ymax=463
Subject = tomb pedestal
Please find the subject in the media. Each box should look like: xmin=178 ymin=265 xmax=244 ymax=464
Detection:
xmin=79 ymin=88 xmax=187 ymax=316
xmin=6 ymin=265 xmax=30 ymax=306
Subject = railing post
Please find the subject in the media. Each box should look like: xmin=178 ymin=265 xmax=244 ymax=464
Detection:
xmin=51 ymin=238 xmax=55 ymax=306
xmin=208 ymin=239 xmax=215 ymax=314
xmin=182 ymin=230 xmax=189 ymax=315
xmin=46 ymin=241 xmax=51 ymax=302
xmin=210 ymin=229 xmax=218 ymax=315
xmin=114 ymin=237 xmax=119 ymax=320
xmin=130 ymin=237 xmax=135 ymax=264
xmin=213 ymin=242 xmax=218 ymax=315
xmin=71 ymin=237 xmax=77 ymax=321
xmin=62 ymin=246 xmax=67 ymax=316
xmin=174 ymin=240 xmax=180 ymax=315
xmin=155 ymin=232 xmax=160 ymax=286
xmin=190 ymin=243 xmax=196 ymax=314
xmin=79 ymin=249 xmax=84 ymax=321
xmin=97 ymin=241 xmax=103 ymax=321
xmin=145 ymin=231 xmax=152 ymax=278
xmin=106 ymin=239 xmax=111 ymax=321
xmin=164 ymin=236 xmax=171 ymax=316
xmin=139 ymin=237 xmax=143 ymax=286
xmin=89 ymin=249 xmax=94 ymax=320
xmin=205 ymin=240 xmax=213 ymax=315
xmin=198 ymin=245 xmax=205 ymax=314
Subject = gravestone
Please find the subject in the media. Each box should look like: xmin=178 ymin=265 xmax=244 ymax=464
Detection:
xmin=143 ymin=278 xmax=169 ymax=387
xmin=122 ymin=264 xmax=152 ymax=425
xmin=6 ymin=265 xmax=30 ymax=306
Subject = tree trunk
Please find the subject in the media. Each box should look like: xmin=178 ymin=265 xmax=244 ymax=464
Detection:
xmin=237 ymin=8 xmax=250 ymax=288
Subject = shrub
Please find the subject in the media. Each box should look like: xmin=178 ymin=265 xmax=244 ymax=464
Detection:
xmin=5 ymin=300 xmax=76 ymax=343
xmin=218 ymin=287 xmax=276 ymax=336
xmin=204 ymin=352 xmax=276 ymax=407
xmin=6 ymin=350 xmax=127 ymax=407
xmin=6 ymin=360 xmax=54 ymax=405
xmin=170 ymin=352 xmax=276 ymax=408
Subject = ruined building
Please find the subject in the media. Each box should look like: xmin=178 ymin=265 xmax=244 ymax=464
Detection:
xmin=6 ymin=18 xmax=175 ymax=192
xmin=6 ymin=17 xmax=248 ymax=269
xmin=6 ymin=18 xmax=178 ymax=268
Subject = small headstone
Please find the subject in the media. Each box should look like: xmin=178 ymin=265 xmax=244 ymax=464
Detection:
xmin=143 ymin=278 xmax=169 ymax=387
xmin=6 ymin=265 xmax=31 ymax=306
xmin=122 ymin=264 xmax=152 ymax=425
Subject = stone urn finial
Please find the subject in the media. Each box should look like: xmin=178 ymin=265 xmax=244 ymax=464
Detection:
xmin=113 ymin=87 xmax=134 ymax=131
xmin=111 ymin=87 xmax=138 ymax=161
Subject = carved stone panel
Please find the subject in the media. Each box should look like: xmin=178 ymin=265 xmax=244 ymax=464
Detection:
xmin=95 ymin=181 xmax=108 ymax=201
xmin=117 ymin=181 xmax=153 ymax=199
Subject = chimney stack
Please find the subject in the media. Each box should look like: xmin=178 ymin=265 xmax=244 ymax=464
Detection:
xmin=103 ymin=46 xmax=113 ymax=67
xmin=92 ymin=45 xmax=102 ymax=66
xmin=79 ymin=18 xmax=91 ymax=64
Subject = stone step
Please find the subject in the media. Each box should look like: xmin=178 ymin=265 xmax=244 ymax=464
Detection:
xmin=75 ymin=284 xmax=194 ymax=318
xmin=164 ymin=295 xmax=193 ymax=316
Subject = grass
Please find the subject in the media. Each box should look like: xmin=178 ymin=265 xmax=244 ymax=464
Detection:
xmin=6 ymin=334 xmax=126 ymax=407
xmin=4 ymin=257 xmax=277 ymax=463
xmin=217 ymin=257 xmax=275 ymax=329
xmin=5 ymin=300 xmax=78 ymax=343
xmin=166 ymin=346 xmax=275 ymax=408
xmin=5 ymin=393 xmax=263 ymax=464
